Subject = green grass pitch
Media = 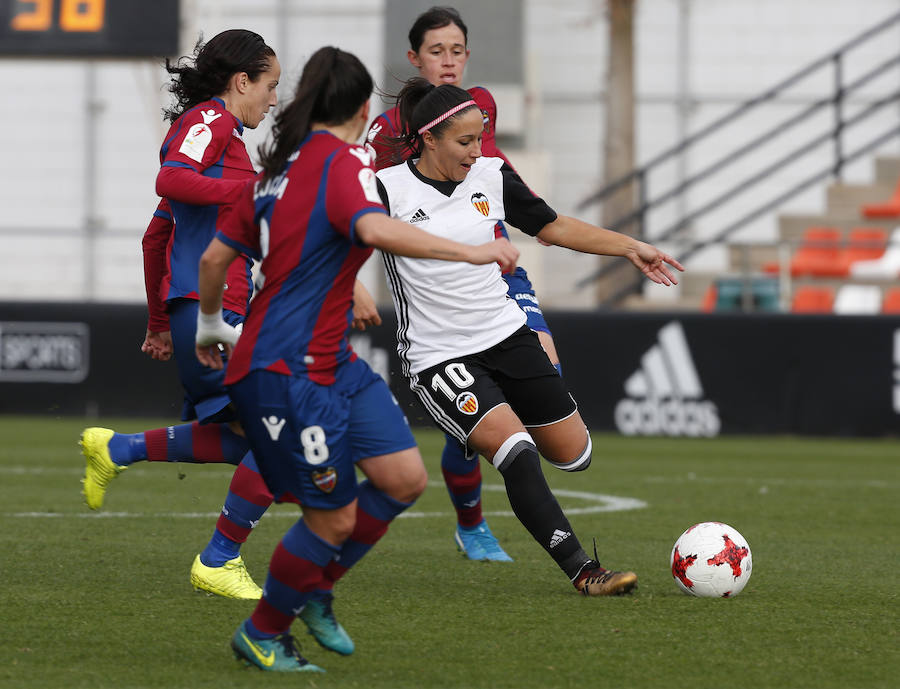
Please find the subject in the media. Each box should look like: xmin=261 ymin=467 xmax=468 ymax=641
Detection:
xmin=0 ymin=415 xmax=897 ymax=688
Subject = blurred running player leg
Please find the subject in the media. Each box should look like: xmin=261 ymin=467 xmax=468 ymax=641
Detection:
xmin=237 ymin=518 xmax=336 ymax=672
xmin=192 ymin=451 xmax=273 ymax=600
xmin=441 ymin=434 xmax=512 ymax=561
xmin=306 ymin=376 xmax=423 ymax=653
xmin=80 ymin=421 xmax=250 ymax=508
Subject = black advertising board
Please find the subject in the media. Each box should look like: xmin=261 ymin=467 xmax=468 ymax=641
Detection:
xmin=2 ymin=302 xmax=898 ymax=437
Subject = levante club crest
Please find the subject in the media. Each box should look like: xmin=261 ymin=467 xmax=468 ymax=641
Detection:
xmin=471 ymin=192 xmax=490 ymax=216
xmin=312 ymin=467 xmax=337 ymax=493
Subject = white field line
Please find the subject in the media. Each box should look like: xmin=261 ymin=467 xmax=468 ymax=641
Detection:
xmin=1 ymin=465 xmax=891 ymax=488
xmin=3 ymin=481 xmax=647 ymax=518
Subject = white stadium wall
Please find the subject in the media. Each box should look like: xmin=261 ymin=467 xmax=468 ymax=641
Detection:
xmin=1 ymin=0 xmax=898 ymax=306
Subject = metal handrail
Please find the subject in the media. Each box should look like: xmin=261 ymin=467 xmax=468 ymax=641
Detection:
xmin=589 ymin=123 xmax=900 ymax=306
xmin=577 ymin=10 xmax=900 ymax=304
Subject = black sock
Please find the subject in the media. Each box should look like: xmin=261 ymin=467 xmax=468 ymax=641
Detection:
xmin=499 ymin=443 xmax=589 ymax=579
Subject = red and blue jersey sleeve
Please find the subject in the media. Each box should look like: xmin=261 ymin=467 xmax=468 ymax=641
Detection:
xmin=160 ymin=102 xmax=237 ymax=173
xmin=325 ymin=146 xmax=387 ymax=243
xmin=216 ymin=179 xmax=261 ymax=259
xmin=142 ymin=199 xmax=174 ymax=331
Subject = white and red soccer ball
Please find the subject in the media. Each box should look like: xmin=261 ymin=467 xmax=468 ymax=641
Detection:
xmin=670 ymin=522 xmax=752 ymax=598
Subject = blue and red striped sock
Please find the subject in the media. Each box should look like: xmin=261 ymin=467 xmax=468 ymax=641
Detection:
xmin=440 ymin=435 xmax=483 ymax=528
xmin=200 ymin=452 xmax=273 ymax=567
xmin=320 ymin=480 xmax=412 ymax=590
xmin=247 ymin=519 xmax=340 ymax=639
xmin=107 ymin=422 xmax=248 ymax=467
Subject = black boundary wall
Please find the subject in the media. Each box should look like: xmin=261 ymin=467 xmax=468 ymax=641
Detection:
xmin=2 ymin=302 xmax=898 ymax=437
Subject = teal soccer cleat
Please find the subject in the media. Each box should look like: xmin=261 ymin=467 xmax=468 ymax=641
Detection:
xmin=298 ymin=593 xmax=355 ymax=655
xmin=231 ymin=621 xmax=325 ymax=673
xmin=454 ymin=519 xmax=514 ymax=562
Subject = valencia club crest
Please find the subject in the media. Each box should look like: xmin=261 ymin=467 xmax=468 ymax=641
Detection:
xmin=471 ymin=192 xmax=490 ymax=217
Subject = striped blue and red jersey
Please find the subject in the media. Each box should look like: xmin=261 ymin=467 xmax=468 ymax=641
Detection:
xmin=156 ymin=97 xmax=256 ymax=315
xmin=216 ymin=130 xmax=387 ymax=387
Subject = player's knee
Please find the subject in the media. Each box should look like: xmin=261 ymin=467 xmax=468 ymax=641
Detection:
xmin=546 ymin=433 xmax=592 ymax=472
xmin=331 ymin=508 xmax=357 ymax=542
xmin=384 ymin=450 xmax=428 ymax=503
xmin=490 ymin=432 xmax=537 ymax=472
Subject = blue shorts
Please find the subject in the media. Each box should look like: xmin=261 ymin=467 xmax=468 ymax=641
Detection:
xmin=168 ymin=297 xmax=243 ymax=424
xmin=503 ymin=271 xmax=551 ymax=335
xmin=227 ymin=357 xmax=417 ymax=510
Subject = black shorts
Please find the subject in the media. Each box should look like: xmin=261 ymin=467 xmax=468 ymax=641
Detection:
xmin=409 ymin=325 xmax=576 ymax=446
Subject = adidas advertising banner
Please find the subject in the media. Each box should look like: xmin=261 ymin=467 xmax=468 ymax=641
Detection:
xmin=357 ymin=311 xmax=900 ymax=438
xmin=2 ymin=303 xmax=898 ymax=437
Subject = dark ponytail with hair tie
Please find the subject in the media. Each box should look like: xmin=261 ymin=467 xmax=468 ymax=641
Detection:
xmin=390 ymin=78 xmax=479 ymax=158
xmin=258 ymin=46 xmax=373 ymax=183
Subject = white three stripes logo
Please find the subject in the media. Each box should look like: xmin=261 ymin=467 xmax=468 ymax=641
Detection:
xmin=615 ymin=321 xmax=720 ymax=437
xmin=623 ymin=322 xmax=702 ymax=399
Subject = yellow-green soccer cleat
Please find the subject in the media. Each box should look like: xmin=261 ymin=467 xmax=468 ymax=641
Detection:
xmin=80 ymin=427 xmax=126 ymax=510
xmin=190 ymin=554 xmax=262 ymax=600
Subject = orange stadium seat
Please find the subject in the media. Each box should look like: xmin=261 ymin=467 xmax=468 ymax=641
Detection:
xmin=882 ymin=287 xmax=900 ymax=314
xmin=701 ymin=284 xmax=717 ymax=312
xmin=791 ymin=286 xmax=835 ymax=313
xmin=839 ymin=227 xmax=887 ymax=273
xmin=789 ymin=227 xmax=844 ymax=277
xmin=861 ymin=178 xmax=900 ymax=219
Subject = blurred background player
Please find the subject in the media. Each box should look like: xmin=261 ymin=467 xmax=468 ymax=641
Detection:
xmin=80 ymin=29 xmax=280 ymax=600
xmin=194 ymin=46 xmax=518 ymax=672
xmin=367 ymin=5 xmax=563 ymax=563
xmin=376 ymin=78 xmax=683 ymax=595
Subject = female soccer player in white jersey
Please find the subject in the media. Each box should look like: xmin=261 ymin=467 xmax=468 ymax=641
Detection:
xmin=375 ymin=79 xmax=684 ymax=596
xmin=194 ymin=47 xmax=518 ymax=672
xmin=368 ymin=5 xmax=552 ymax=562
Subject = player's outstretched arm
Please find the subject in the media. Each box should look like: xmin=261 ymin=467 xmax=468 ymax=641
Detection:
xmin=357 ymin=213 xmax=519 ymax=272
xmin=536 ymin=215 xmax=684 ymax=286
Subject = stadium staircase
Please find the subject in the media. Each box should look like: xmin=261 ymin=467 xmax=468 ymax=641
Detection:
xmin=578 ymin=9 xmax=900 ymax=313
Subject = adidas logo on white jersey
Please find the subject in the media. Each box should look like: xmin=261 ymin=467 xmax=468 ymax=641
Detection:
xmin=614 ymin=321 xmax=720 ymax=437
xmin=409 ymin=208 xmax=430 ymax=223
xmin=549 ymin=529 xmax=571 ymax=548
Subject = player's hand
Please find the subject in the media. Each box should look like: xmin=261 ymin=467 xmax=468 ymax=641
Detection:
xmin=141 ymin=329 xmax=173 ymax=361
xmin=470 ymin=238 xmax=519 ymax=273
xmin=195 ymin=311 xmax=239 ymax=370
xmin=352 ymin=281 xmax=382 ymax=331
xmin=625 ymin=242 xmax=685 ymax=286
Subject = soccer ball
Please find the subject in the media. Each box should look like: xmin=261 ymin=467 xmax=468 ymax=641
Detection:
xmin=670 ymin=522 xmax=752 ymax=598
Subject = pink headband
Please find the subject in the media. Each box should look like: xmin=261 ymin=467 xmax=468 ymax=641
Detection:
xmin=417 ymin=100 xmax=477 ymax=134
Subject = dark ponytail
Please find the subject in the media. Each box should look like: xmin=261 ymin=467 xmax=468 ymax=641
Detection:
xmin=392 ymin=78 xmax=478 ymax=157
xmin=163 ymin=29 xmax=275 ymax=123
xmin=258 ymin=47 xmax=373 ymax=183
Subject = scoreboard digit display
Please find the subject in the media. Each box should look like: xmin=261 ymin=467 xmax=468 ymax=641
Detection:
xmin=0 ymin=0 xmax=180 ymax=56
